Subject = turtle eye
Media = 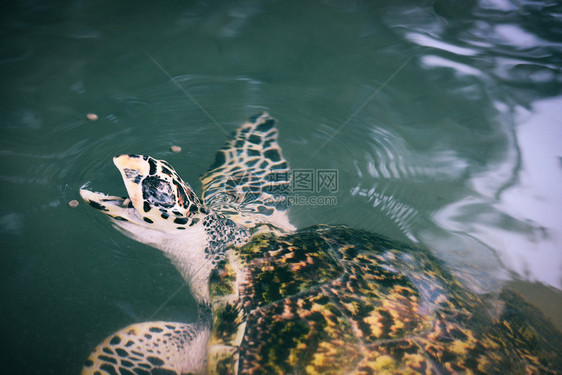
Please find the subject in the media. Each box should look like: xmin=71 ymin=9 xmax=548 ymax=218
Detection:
xmin=142 ymin=176 xmax=175 ymax=208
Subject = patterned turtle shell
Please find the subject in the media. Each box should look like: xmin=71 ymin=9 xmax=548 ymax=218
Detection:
xmin=208 ymin=225 xmax=562 ymax=374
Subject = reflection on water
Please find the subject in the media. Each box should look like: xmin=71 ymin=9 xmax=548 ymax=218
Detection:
xmin=444 ymin=97 xmax=562 ymax=289
xmin=1 ymin=0 xmax=562 ymax=373
xmin=381 ymin=0 xmax=562 ymax=290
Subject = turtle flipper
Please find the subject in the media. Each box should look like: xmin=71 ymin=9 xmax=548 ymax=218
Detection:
xmin=201 ymin=113 xmax=294 ymax=231
xmin=82 ymin=322 xmax=209 ymax=375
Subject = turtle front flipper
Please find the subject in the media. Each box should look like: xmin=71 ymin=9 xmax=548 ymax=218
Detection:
xmin=82 ymin=322 xmax=209 ymax=375
xmin=201 ymin=113 xmax=294 ymax=231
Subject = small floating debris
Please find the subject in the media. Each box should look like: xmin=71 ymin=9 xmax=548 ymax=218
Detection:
xmin=86 ymin=113 xmax=98 ymax=121
xmin=170 ymin=145 xmax=182 ymax=153
xmin=68 ymin=200 xmax=79 ymax=208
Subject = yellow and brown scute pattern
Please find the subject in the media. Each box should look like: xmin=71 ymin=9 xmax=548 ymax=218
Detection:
xmin=209 ymin=225 xmax=562 ymax=374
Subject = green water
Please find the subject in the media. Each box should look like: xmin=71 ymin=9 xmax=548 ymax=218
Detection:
xmin=2 ymin=1 xmax=562 ymax=373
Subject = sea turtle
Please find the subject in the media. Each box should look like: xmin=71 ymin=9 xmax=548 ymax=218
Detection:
xmin=80 ymin=113 xmax=562 ymax=374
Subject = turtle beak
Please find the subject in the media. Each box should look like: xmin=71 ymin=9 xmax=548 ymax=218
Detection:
xmin=79 ymin=188 xmax=133 ymax=219
xmin=78 ymin=154 xmax=151 ymax=223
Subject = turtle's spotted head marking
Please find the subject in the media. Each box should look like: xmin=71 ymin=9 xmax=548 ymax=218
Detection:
xmin=80 ymin=154 xmax=207 ymax=235
xmin=114 ymin=154 xmax=207 ymax=228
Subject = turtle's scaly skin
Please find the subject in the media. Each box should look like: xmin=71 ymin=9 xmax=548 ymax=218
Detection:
xmin=209 ymin=225 xmax=562 ymax=374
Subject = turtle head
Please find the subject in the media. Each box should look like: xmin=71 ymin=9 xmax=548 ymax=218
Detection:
xmin=80 ymin=154 xmax=208 ymax=242
xmin=81 ymin=154 xmax=248 ymax=303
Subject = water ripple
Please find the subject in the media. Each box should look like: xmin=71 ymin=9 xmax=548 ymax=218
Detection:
xmin=349 ymin=125 xmax=470 ymax=242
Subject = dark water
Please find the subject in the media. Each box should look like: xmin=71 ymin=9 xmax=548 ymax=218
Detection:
xmin=1 ymin=0 xmax=561 ymax=373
